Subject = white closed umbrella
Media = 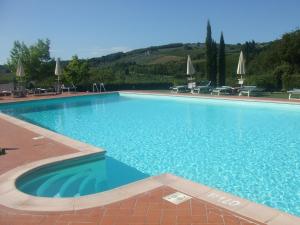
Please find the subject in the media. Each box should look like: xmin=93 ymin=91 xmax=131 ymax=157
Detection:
xmin=237 ymin=51 xmax=246 ymax=87
xmin=16 ymin=58 xmax=25 ymax=77
xmin=55 ymin=58 xmax=62 ymax=77
xmin=187 ymin=55 xmax=195 ymax=75
xmin=237 ymin=51 xmax=245 ymax=77
xmin=55 ymin=58 xmax=62 ymax=93
xmin=187 ymin=55 xmax=196 ymax=89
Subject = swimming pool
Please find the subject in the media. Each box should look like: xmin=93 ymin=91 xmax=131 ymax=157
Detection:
xmin=0 ymin=93 xmax=299 ymax=216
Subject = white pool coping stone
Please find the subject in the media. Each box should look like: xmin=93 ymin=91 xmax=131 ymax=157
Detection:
xmin=120 ymin=90 xmax=300 ymax=105
xmin=0 ymin=93 xmax=299 ymax=225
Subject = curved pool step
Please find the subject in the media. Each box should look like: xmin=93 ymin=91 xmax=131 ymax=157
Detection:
xmin=36 ymin=173 xmax=74 ymax=197
xmin=19 ymin=173 xmax=53 ymax=194
xmin=78 ymin=175 xmax=97 ymax=196
xmin=58 ymin=170 xmax=90 ymax=197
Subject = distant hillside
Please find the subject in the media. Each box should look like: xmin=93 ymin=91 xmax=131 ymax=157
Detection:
xmin=6 ymin=33 xmax=300 ymax=89
xmin=87 ymin=42 xmax=242 ymax=66
xmin=0 ymin=41 xmax=266 ymax=87
xmin=85 ymin=42 xmax=249 ymax=86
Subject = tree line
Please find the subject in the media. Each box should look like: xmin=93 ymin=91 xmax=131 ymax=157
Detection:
xmin=3 ymin=26 xmax=300 ymax=91
xmin=205 ymin=21 xmax=226 ymax=86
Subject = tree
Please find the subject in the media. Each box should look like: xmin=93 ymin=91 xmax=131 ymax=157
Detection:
xmin=7 ymin=39 xmax=52 ymax=83
xmin=218 ymin=32 xmax=226 ymax=86
xmin=7 ymin=41 xmax=30 ymax=75
xmin=205 ymin=21 xmax=217 ymax=85
xmin=211 ymin=40 xmax=218 ymax=85
xmin=242 ymin=40 xmax=259 ymax=66
xmin=63 ymin=55 xmax=89 ymax=85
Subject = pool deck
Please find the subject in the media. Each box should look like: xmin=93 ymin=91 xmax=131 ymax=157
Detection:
xmin=0 ymin=91 xmax=299 ymax=225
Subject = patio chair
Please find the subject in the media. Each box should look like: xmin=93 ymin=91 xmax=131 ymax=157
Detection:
xmin=211 ymin=86 xmax=233 ymax=96
xmin=61 ymin=83 xmax=77 ymax=93
xmin=0 ymin=83 xmax=14 ymax=96
xmin=287 ymin=88 xmax=300 ymax=100
xmin=192 ymin=81 xmax=212 ymax=94
xmin=239 ymin=86 xmax=264 ymax=97
xmin=33 ymin=88 xmax=48 ymax=95
xmin=170 ymin=85 xmax=189 ymax=93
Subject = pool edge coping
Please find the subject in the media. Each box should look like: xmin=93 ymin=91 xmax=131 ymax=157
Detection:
xmin=119 ymin=90 xmax=300 ymax=105
xmin=0 ymin=93 xmax=298 ymax=225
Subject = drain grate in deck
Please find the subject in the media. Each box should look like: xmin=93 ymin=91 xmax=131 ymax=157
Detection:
xmin=163 ymin=192 xmax=192 ymax=205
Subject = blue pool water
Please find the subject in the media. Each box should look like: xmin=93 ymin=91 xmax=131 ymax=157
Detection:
xmin=0 ymin=93 xmax=300 ymax=216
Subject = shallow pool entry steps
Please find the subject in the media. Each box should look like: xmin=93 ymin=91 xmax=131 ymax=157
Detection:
xmin=16 ymin=154 xmax=149 ymax=198
xmin=163 ymin=192 xmax=192 ymax=205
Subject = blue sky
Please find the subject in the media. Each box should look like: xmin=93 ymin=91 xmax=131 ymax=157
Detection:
xmin=0 ymin=0 xmax=300 ymax=64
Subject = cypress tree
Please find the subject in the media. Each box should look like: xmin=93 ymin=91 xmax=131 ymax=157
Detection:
xmin=218 ymin=32 xmax=226 ymax=86
xmin=211 ymin=40 xmax=218 ymax=85
xmin=206 ymin=21 xmax=212 ymax=82
xmin=205 ymin=21 xmax=217 ymax=85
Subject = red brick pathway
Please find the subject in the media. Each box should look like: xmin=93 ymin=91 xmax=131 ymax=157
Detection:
xmin=0 ymin=186 xmax=264 ymax=225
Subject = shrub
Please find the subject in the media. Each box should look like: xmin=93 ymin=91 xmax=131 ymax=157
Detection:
xmin=282 ymin=74 xmax=300 ymax=90
xmin=244 ymin=75 xmax=277 ymax=91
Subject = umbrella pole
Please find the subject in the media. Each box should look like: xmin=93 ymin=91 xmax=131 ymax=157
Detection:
xmin=57 ymin=76 xmax=60 ymax=93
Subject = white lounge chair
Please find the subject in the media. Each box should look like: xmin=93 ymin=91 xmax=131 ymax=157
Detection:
xmin=170 ymin=85 xmax=188 ymax=93
xmin=287 ymin=88 xmax=300 ymax=100
xmin=192 ymin=81 xmax=212 ymax=94
xmin=0 ymin=83 xmax=14 ymax=96
xmin=239 ymin=86 xmax=264 ymax=97
xmin=211 ymin=86 xmax=233 ymax=96
xmin=188 ymin=82 xmax=196 ymax=90
xmin=61 ymin=84 xmax=77 ymax=93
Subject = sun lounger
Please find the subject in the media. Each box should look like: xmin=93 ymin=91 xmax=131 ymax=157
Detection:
xmin=0 ymin=83 xmax=14 ymax=96
xmin=33 ymin=87 xmax=59 ymax=96
xmin=192 ymin=81 xmax=212 ymax=94
xmin=239 ymin=86 xmax=264 ymax=97
xmin=211 ymin=86 xmax=233 ymax=96
xmin=170 ymin=85 xmax=189 ymax=93
xmin=188 ymin=82 xmax=196 ymax=90
xmin=12 ymin=90 xmax=27 ymax=98
xmin=34 ymin=88 xmax=48 ymax=95
xmin=287 ymin=88 xmax=300 ymax=100
xmin=61 ymin=84 xmax=77 ymax=93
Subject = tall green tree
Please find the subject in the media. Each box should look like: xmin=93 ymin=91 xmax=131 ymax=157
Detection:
xmin=218 ymin=32 xmax=226 ymax=86
xmin=7 ymin=39 xmax=52 ymax=83
xmin=211 ymin=40 xmax=218 ymax=85
xmin=63 ymin=55 xmax=89 ymax=85
xmin=205 ymin=21 xmax=217 ymax=85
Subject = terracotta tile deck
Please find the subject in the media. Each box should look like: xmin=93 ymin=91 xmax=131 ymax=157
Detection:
xmin=0 ymin=92 xmax=103 ymax=104
xmin=0 ymin=91 xmax=298 ymax=225
xmin=0 ymin=186 xmax=265 ymax=225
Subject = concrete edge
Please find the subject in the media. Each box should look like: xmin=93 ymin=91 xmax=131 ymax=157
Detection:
xmin=119 ymin=90 xmax=300 ymax=105
xmin=0 ymin=113 xmax=104 ymax=153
